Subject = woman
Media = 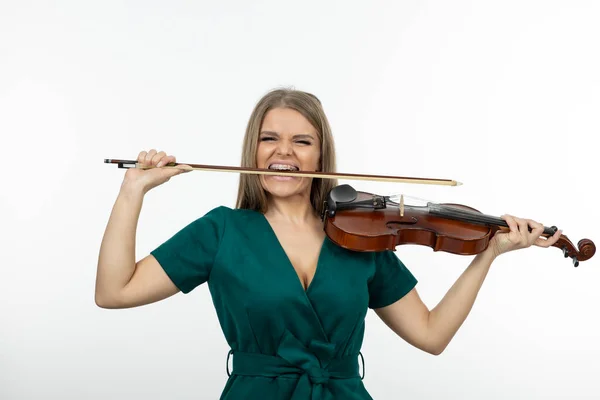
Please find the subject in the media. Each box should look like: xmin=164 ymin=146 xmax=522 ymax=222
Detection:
xmin=95 ymin=88 xmax=561 ymax=399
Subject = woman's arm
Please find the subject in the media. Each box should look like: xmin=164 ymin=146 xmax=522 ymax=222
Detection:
xmin=375 ymin=249 xmax=495 ymax=355
xmin=375 ymin=214 xmax=562 ymax=355
xmin=95 ymin=150 xmax=188 ymax=308
xmin=95 ymin=184 xmax=179 ymax=308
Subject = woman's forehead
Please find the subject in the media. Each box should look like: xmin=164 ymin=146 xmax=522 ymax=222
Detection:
xmin=261 ymin=108 xmax=317 ymax=136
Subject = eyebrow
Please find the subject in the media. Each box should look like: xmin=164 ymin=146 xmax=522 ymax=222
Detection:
xmin=260 ymin=131 xmax=316 ymax=140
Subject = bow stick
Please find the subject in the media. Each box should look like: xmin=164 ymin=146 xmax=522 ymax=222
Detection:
xmin=104 ymin=158 xmax=463 ymax=187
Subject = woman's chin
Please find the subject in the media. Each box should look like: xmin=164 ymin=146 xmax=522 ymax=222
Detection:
xmin=262 ymin=178 xmax=308 ymax=198
xmin=268 ymin=176 xmax=298 ymax=182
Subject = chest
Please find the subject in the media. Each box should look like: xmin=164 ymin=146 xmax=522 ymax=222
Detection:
xmin=268 ymin=224 xmax=326 ymax=291
xmin=208 ymin=213 xmax=373 ymax=327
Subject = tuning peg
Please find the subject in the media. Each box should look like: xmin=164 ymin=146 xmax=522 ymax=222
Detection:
xmin=562 ymin=247 xmax=569 ymax=258
xmin=572 ymin=257 xmax=579 ymax=267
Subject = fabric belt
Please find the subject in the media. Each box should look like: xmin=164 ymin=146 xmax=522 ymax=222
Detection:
xmin=226 ymin=331 xmax=364 ymax=400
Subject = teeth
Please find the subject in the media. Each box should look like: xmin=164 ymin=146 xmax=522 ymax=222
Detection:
xmin=269 ymin=164 xmax=298 ymax=171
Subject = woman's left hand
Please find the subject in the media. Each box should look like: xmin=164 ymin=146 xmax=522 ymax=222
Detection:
xmin=488 ymin=214 xmax=562 ymax=258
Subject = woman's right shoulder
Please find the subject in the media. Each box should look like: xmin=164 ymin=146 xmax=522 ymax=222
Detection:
xmin=190 ymin=205 xmax=261 ymax=244
xmin=202 ymin=205 xmax=257 ymax=217
xmin=195 ymin=205 xmax=259 ymax=228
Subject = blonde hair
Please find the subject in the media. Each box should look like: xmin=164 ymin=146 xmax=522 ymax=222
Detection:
xmin=235 ymin=88 xmax=337 ymax=214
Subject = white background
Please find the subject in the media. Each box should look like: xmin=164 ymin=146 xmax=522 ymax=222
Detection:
xmin=1 ymin=1 xmax=599 ymax=399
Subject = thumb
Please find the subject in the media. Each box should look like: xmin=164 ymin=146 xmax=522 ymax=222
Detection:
xmin=165 ymin=167 xmax=188 ymax=176
xmin=154 ymin=165 xmax=186 ymax=178
xmin=175 ymin=164 xmax=193 ymax=173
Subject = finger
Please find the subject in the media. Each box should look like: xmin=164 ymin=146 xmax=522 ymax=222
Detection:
xmin=502 ymin=214 xmax=519 ymax=233
xmin=527 ymin=219 xmax=545 ymax=244
xmin=512 ymin=217 xmax=530 ymax=245
xmin=137 ymin=150 xmax=147 ymax=163
xmin=550 ymin=229 xmax=563 ymax=245
xmin=144 ymin=149 xmax=157 ymax=164
xmin=165 ymin=164 xmax=190 ymax=177
xmin=176 ymin=163 xmax=192 ymax=173
xmin=157 ymin=154 xmax=176 ymax=168
xmin=514 ymin=217 xmax=529 ymax=234
xmin=152 ymin=151 xmax=166 ymax=166
xmin=534 ymin=229 xmax=562 ymax=248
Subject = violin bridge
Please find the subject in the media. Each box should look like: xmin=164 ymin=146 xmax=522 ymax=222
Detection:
xmin=400 ymin=194 xmax=404 ymax=217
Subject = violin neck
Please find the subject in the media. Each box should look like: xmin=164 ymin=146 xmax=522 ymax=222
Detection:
xmin=428 ymin=203 xmax=557 ymax=236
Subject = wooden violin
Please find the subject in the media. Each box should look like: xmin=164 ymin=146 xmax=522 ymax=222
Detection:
xmin=104 ymin=158 xmax=595 ymax=266
xmin=321 ymin=184 xmax=595 ymax=267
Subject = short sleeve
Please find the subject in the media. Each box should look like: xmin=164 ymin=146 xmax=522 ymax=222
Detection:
xmin=368 ymin=250 xmax=417 ymax=309
xmin=150 ymin=206 xmax=227 ymax=294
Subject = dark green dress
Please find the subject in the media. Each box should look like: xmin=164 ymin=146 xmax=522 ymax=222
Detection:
xmin=151 ymin=206 xmax=417 ymax=399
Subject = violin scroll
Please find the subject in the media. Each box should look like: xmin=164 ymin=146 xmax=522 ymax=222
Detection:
xmin=556 ymin=237 xmax=596 ymax=267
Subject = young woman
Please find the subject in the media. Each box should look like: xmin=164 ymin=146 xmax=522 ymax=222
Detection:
xmin=95 ymin=88 xmax=561 ymax=399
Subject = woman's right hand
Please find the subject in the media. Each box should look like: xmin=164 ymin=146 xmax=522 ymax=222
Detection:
xmin=121 ymin=149 xmax=192 ymax=194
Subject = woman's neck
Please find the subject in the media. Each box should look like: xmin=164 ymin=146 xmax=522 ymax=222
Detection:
xmin=264 ymin=194 xmax=317 ymax=225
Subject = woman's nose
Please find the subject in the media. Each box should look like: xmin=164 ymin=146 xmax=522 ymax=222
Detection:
xmin=276 ymin=140 xmax=292 ymax=155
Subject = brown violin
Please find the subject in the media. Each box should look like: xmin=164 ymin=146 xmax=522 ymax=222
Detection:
xmin=321 ymin=184 xmax=595 ymax=267
xmin=104 ymin=158 xmax=595 ymax=266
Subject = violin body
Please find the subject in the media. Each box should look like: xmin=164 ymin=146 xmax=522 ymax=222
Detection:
xmin=324 ymin=198 xmax=494 ymax=255
xmin=321 ymin=184 xmax=595 ymax=267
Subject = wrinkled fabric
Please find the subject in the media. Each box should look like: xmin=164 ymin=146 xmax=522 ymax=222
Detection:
xmin=151 ymin=206 xmax=417 ymax=399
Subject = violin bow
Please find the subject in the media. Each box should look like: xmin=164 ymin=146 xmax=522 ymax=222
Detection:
xmin=104 ymin=159 xmax=463 ymax=187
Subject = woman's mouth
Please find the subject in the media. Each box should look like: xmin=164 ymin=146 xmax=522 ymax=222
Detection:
xmin=267 ymin=163 xmax=300 ymax=180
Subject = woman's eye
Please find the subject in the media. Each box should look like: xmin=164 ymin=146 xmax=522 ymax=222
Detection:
xmin=259 ymin=137 xmax=311 ymax=145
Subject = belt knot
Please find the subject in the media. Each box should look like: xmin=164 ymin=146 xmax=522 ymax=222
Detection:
xmin=307 ymin=367 xmax=330 ymax=384
xmin=227 ymin=330 xmax=365 ymax=399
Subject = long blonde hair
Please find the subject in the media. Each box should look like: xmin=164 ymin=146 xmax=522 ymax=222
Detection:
xmin=235 ymin=88 xmax=337 ymax=214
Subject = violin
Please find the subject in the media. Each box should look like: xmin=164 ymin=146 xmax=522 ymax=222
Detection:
xmin=322 ymin=184 xmax=595 ymax=267
xmin=104 ymin=158 xmax=596 ymax=267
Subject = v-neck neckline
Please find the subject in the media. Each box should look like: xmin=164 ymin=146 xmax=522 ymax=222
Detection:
xmin=257 ymin=212 xmax=327 ymax=294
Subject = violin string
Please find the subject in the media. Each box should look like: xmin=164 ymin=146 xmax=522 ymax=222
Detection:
xmin=387 ymin=194 xmax=434 ymax=205
xmin=432 ymin=204 xmax=506 ymax=226
xmin=387 ymin=195 xmax=501 ymax=224
xmin=388 ymin=194 xmax=497 ymax=223
xmin=388 ymin=194 xmax=509 ymax=228
xmin=430 ymin=204 xmax=556 ymax=236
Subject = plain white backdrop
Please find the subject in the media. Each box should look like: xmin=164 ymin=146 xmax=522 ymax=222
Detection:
xmin=1 ymin=1 xmax=599 ymax=399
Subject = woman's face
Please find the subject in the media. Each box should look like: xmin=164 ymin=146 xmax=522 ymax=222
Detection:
xmin=256 ymin=107 xmax=321 ymax=201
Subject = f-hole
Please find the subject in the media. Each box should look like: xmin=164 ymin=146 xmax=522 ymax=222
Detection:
xmin=386 ymin=217 xmax=418 ymax=230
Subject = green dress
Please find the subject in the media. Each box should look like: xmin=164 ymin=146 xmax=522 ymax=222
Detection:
xmin=151 ymin=206 xmax=417 ymax=399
